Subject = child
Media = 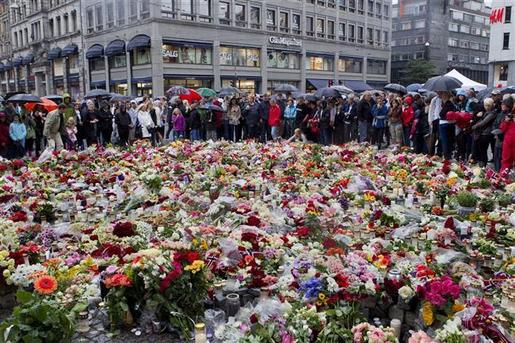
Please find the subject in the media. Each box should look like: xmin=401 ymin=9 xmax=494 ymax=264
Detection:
xmin=500 ymin=110 xmax=515 ymax=174
xmin=9 ymin=114 xmax=26 ymax=158
xmin=172 ymin=108 xmax=185 ymax=141
xmin=287 ymin=128 xmax=308 ymax=143
xmin=65 ymin=117 xmax=78 ymax=151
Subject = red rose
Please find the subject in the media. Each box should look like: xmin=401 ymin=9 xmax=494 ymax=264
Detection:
xmin=246 ymin=216 xmax=261 ymax=227
xmin=160 ymin=262 xmax=183 ymax=292
xmin=112 ymin=222 xmax=135 ymax=237
xmin=10 ymin=211 xmax=27 ymax=222
xmin=295 ymin=226 xmax=310 ymax=238
xmin=184 ymin=251 xmax=200 ymax=264
xmin=249 ymin=314 xmax=258 ymax=324
xmin=444 ymin=217 xmax=455 ymax=230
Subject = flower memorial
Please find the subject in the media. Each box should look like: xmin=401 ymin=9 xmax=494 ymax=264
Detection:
xmin=0 ymin=141 xmax=513 ymax=342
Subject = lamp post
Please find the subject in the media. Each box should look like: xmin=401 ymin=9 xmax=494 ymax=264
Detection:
xmin=425 ymin=42 xmax=430 ymax=61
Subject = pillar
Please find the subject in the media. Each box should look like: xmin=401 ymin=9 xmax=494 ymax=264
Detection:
xmin=63 ymin=58 xmax=69 ymax=94
xmin=126 ymin=51 xmax=132 ymax=96
xmin=260 ymin=41 xmax=268 ymax=94
xmin=213 ymin=40 xmax=221 ymax=91
xmin=300 ymin=46 xmax=307 ymax=92
xmin=362 ymin=56 xmax=367 ymax=81
xmin=14 ymin=68 xmax=19 ymax=92
xmin=151 ymin=22 xmax=164 ymax=97
xmin=334 ymin=52 xmax=339 ymax=85
xmin=104 ymin=55 xmax=110 ymax=91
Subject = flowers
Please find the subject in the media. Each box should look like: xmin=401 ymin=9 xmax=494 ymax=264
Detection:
xmin=112 ymin=221 xmax=136 ymax=237
xmin=104 ymin=273 xmax=132 ymax=288
xmin=418 ymin=276 xmax=461 ymax=307
xmin=184 ymin=260 xmax=205 ymax=274
xmin=33 ymin=275 xmax=58 ymax=295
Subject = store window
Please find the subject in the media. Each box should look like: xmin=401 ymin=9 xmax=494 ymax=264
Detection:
xmin=306 ymin=56 xmax=334 ymax=71
xmin=53 ymin=59 xmax=64 ymax=76
xmin=267 ymin=51 xmax=300 ymax=69
xmin=162 ymin=44 xmax=212 ymax=64
xmin=164 ymin=78 xmax=213 ymax=91
xmin=338 ymin=57 xmax=362 ymax=73
xmin=135 ymin=82 xmax=152 ymax=96
xmin=219 ymin=46 xmax=260 ymax=67
xmin=499 ymin=64 xmax=508 ymax=81
xmin=68 ymin=55 xmax=79 ymax=73
xmin=89 ymin=57 xmax=105 ymax=71
xmin=111 ymin=83 xmax=128 ymax=95
xmin=109 ymin=55 xmax=127 ymax=68
xmin=132 ymin=47 xmax=151 ymax=65
xmin=222 ymin=79 xmax=257 ymax=95
xmin=367 ymin=59 xmax=386 ymax=75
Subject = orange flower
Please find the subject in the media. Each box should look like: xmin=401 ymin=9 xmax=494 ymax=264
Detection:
xmin=34 ymin=275 xmax=58 ymax=295
xmin=28 ymin=270 xmax=47 ymax=281
xmin=327 ymin=247 xmax=344 ymax=256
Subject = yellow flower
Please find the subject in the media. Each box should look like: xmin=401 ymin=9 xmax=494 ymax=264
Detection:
xmin=200 ymin=240 xmax=208 ymax=250
xmin=452 ymin=302 xmax=465 ymax=313
xmin=447 ymin=177 xmax=457 ymax=187
xmin=316 ymin=293 xmax=328 ymax=306
xmin=363 ymin=193 xmax=376 ymax=202
xmin=397 ymin=169 xmax=408 ymax=180
xmin=422 ymin=301 xmax=434 ymax=326
xmin=184 ymin=260 xmax=205 ymax=274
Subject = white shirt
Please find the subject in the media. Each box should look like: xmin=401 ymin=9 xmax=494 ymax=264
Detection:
xmin=137 ymin=110 xmax=154 ymax=138
xmin=428 ymin=97 xmax=442 ymax=123
xmin=153 ymin=106 xmax=163 ymax=127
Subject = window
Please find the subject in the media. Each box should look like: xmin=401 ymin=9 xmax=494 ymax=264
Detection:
xmin=339 ymin=23 xmax=346 ymax=40
xmin=235 ymin=4 xmax=246 ymax=27
xmin=116 ymin=0 xmax=125 ymax=25
xmin=53 ymin=59 xmax=64 ymax=77
xmin=306 ymin=16 xmax=314 ymax=36
xmin=109 ymin=55 xmax=127 ymax=68
xmin=49 ymin=18 xmax=55 ymax=37
xmin=306 ymin=56 xmax=334 ymax=71
xmin=129 ymin=1 xmax=138 ymax=23
xmin=506 ymin=6 xmax=512 ymax=23
xmin=162 ymin=44 xmax=212 ymax=64
xmin=349 ymin=0 xmax=355 ymax=13
xmin=219 ymin=46 xmax=260 ymax=67
xmin=69 ymin=55 xmax=79 ymax=71
xmin=95 ymin=4 xmax=103 ymax=30
xmin=56 ymin=16 xmax=61 ymax=36
xmin=71 ymin=10 xmax=77 ymax=31
xmin=503 ymin=33 xmax=510 ymax=50
xmin=106 ymin=0 xmax=114 ymax=28
xmin=339 ymin=0 xmax=346 ymax=10
xmin=414 ymin=51 xmax=424 ymax=59
xmin=348 ymin=23 xmax=355 ymax=42
xmin=357 ymin=26 xmax=364 ymax=44
xmin=141 ymin=0 xmax=150 ymax=19
xmin=267 ymin=51 xmax=300 ymax=69
xmin=133 ymin=47 xmax=151 ymax=65
xmin=328 ymin=20 xmax=335 ymax=39
xmin=338 ymin=57 xmax=362 ymax=73
xmin=470 ymin=42 xmax=479 ymax=50
xmin=499 ymin=64 xmax=508 ymax=81
xmin=180 ymin=0 xmax=194 ymax=15
xmin=375 ymin=2 xmax=381 ymax=17
xmin=358 ymin=0 xmax=364 ymax=14
xmin=367 ymin=59 xmax=386 ymax=75
xmin=463 ymin=13 xmax=474 ymax=22
xmin=459 ymin=40 xmax=469 ymax=48
xmin=448 ymin=23 xmax=458 ymax=32
xmin=401 ymin=22 xmax=411 ymax=30
xmin=219 ymin=2 xmax=230 ymax=25
xmin=460 ymin=25 xmax=470 ymax=34
xmin=375 ymin=29 xmax=380 ymax=45
xmin=384 ymin=4 xmax=389 ymax=17
xmin=383 ymin=31 xmax=388 ymax=44
xmin=86 ymin=7 xmax=94 ymax=33
xmin=448 ymin=38 xmax=458 ymax=47
xmin=13 ymin=32 xmax=18 ymax=48
xmin=451 ymin=10 xmax=463 ymax=21
xmin=414 ymin=19 xmax=425 ymax=28
xmin=24 ymin=28 xmax=28 ymax=44
xmin=292 ymin=14 xmax=301 ymax=34
xmin=316 ymin=18 xmax=325 ymax=37
xmin=199 ymin=0 xmax=211 ymax=17
xmin=367 ymin=27 xmax=373 ymax=44
xmin=280 ymin=12 xmax=289 ymax=32
xmin=368 ymin=0 xmax=374 ymax=16
xmin=89 ymin=57 xmax=105 ymax=71
xmin=471 ymin=27 xmax=480 ymax=35
xmin=266 ymin=9 xmax=276 ymax=30
xmin=250 ymin=6 xmax=260 ymax=28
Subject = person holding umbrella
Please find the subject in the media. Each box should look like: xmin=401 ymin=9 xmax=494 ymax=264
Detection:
xmin=43 ymin=103 xmax=66 ymax=151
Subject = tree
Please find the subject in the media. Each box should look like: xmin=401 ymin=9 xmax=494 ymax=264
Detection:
xmin=399 ymin=60 xmax=436 ymax=85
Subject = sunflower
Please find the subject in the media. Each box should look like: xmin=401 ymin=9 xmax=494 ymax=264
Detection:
xmin=34 ymin=275 xmax=58 ymax=295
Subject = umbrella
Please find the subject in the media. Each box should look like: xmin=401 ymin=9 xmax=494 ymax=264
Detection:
xmin=293 ymin=93 xmax=318 ymax=102
xmin=45 ymin=95 xmax=63 ymax=104
xmin=315 ymin=87 xmax=340 ymax=98
xmin=330 ymin=85 xmax=353 ymax=94
xmin=384 ymin=83 xmax=407 ymax=94
xmin=25 ymin=97 xmax=59 ymax=112
xmin=7 ymin=93 xmax=41 ymax=103
xmin=406 ymin=83 xmax=423 ymax=92
xmin=273 ymin=84 xmax=299 ymax=93
xmin=199 ymin=103 xmax=225 ymax=112
xmin=0 ymin=96 xmax=4 ymax=103
xmin=166 ymin=86 xmax=190 ymax=96
xmin=423 ymin=75 xmax=462 ymax=92
xmin=84 ymin=89 xmax=111 ymax=99
xmin=110 ymin=93 xmax=133 ymax=102
xmin=218 ymin=86 xmax=242 ymax=98
xmin=196 ymin=88 xmax=217 ymax=98
xmin=179 ymin=89 xmax=202 ymax=103
xmin=501 ymin=86 xmax=515 ymax=94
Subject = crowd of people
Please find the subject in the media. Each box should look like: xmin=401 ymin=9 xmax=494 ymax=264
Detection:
xmin=0 ymin=87 xmax=514 ymax=173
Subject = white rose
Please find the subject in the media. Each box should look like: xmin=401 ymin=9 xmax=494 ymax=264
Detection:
xmin=398 ymin=285 xmax=415 ymax=300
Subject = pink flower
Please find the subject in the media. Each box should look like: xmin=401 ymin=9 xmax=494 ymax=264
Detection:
xmin=408 ymin=331 xmax=436 ymax=343
xmin=367 ymin=327 xmax=386 ymax=343
xmin=426 ymin=291 xmax=446 ymax=306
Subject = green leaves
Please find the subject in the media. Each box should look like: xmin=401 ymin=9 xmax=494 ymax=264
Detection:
xmin=16 ymin=290 xmax=34 ymax=304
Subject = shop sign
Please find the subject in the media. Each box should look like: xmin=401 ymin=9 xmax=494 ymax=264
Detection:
xmin=489 ymin=7 xmax=504 ymax=24
xmin=162 ymin=47 xmax=179 ymax=58
xmin=269 ymin=36 xmax=302 ymax=47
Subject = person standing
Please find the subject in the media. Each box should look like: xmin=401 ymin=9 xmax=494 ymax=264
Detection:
xmin=268 ymin=98 xmax=282 ymax=140
xmin=171 ymin=108 xmax=186 ymax=140
xmin=499 ymin=104 xmax=515 ymax=173
xmin=82 ymin=100 xmax=99 ymax=146
xmin=356 ymin=92 xmax=372 ymax=143
xmin=492 ymin=98 xmax=513 ymax=171
xmin=388 ymin=98 xmax=403 ymax=146
xmin=438 ymin=92 xmax=457 ymax=160
xmin=137 ymin=101 xmax=155 ymax=141
xmin=401 ymin=96 xmax=414 ymax=147
xmin=371 ymin=96 xmax=388 ymax=149
xmin=98 ymin=100 xmax=113 ymax=145
xmin=283 ymin=99 xmax=297 ymax=139
xmin=9 ymin=114 xmax=26 ymax=158
xmin=333 ymin=97 xmax=346 ymax=145
xmin=259 ymin=95 xmax=271 ymax=142
xmin=428 ymin=94 xmax=442 ymax=156
xmin=23 ymin=111 xmax=37 ymax=158
xmin=411 ymin=98 xmax=430 ymax=154
xmin=343 ymin=95 xmax=357 ymax=143
xmin=244 ymin=95 xmax=261 ymax=140
xmin=0 ymin=113 xmax=9 ymax=158
xmin=128 ymin=101 xmax=138 ymax=143
xmin=295 ymin=97 xmax=307 ymax=132
xmin=471 ymin=98 xmax=496 ymax=167
xmin=319 ymin=101 xmax=332 ymax=146
xmin=43 ymin=103 xmax=66 ymax=151
xmin=228 ymin=98 xmax=242 ymax=142
xmin=115 ymin=103 xmax=132 ymax=147
xmin=64 ymin=118 xmax=78 ymax=151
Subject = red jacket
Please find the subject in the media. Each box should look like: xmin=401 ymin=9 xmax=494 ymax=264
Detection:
xmin=500 ymin=120 xmax=515 ymax=142
xmin=268 ymin=104 xmax=281 ymax=127
xmin=401 ymin=106 xmax=414 ymax=127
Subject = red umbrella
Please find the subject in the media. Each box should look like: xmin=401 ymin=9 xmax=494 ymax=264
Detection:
xmin=179 ymin=89 xmax=202 ymax=103
xmin=25 ymin=97 xmax=59 ymax=112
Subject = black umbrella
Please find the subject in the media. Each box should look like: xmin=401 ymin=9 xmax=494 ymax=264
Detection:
xmin=199 ymin=103 xmax=225 ymax=112
xmin=330 ymin=85 xmax=353 ymax=94
xmin=110 ymin=93 xmax=133 ymax=101
xmin=273 ymin=84 xmax=299 ymax=93
xmin=384 ymin=83 xmax=407 ymax=94
xmin=45 ymin=95 xmax=63 ymax=104
xmin=84 ymin=89 xmax=111 ymax=99
xmin=315 ymin=87 xmax=340 ymax=98
xmin=423 ymin=76 xmax=462 ymax=92
xmin=218 ymin=86 xmax=242 ymax=98
xmin=7 ymin=93 xmax=41 ymax=103
xmin=406 ymin=83 xmax=423 ymax=92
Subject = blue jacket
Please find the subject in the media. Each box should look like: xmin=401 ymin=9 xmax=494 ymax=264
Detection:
xmin=371 ymin=104 xmax=388 ymax=129
xmin=9 ymin=122 xmax=26 ymax=141
xmin=284 ymin=105 xmax=297 ymax=119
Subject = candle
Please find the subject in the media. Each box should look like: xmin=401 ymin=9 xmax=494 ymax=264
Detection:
xmin=390 ymin=319 xmax=401 ymax=338
xmin=194 ymin=323 xmax=207 ymax=343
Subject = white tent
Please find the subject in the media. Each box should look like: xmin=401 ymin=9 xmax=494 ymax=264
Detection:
xmin=445 ymin=69 xmax=487 ymax=91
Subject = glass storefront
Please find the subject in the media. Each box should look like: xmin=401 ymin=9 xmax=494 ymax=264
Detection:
xmin=162 ymin=44 xmax=212 ymax=65
xmin=366 ymin=59 xmax=387 ymax=75
xmin=339 ymin=57 xmax=363 ymax=73
xmin=135 ymin=82 xmax=152 ymax=96
xmin=219 ymin=46 xmax=260 ymax=67
xmin=111 ymin=83 xmax=128 ymax=95
xmin=267 ymin=51 xmax=300 ymax=69
xmin=164 ymin=78 xmax=213 ymax=91
xmin=53 ymin=59 xmax=64 ymax=77
xmin=306 ymin=55 xmax=334 ymax=71
xmin=90 ymin=58 xmax=105 ymax=71
xmin=222 ymin=79 xmax=258 ymax=95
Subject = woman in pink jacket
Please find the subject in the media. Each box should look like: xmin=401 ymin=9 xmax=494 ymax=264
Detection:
xmin=268 ymin=99 xmax=282 ymax=140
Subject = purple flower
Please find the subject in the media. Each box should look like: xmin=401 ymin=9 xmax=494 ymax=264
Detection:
xmin=299 ymin=277 xmax=322 ymax=299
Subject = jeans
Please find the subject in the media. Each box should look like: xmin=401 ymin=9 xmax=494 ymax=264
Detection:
xmin=403 ymin=126 xmax=411 ymax=147
xmin=343 ymin=122 xmax=353 ymax=143
xmin=190 ymin=129 xmax=201 ymax=141
xmin=172 ymin=130 xmax=184 ymax=141
xmin=374 ymin=127 xmax=385 ymax=148
xmin=413 ymin=134 xmax=428 ymax=154
xmin=389 ymin=122 xmax=403 ymax=146
xmin=271 ymin=126 xmax=281 ymax=140
xmin=429 ymin=120 xmax=441 ymax=156
xmin=229 ymin=124 xmax=241 ymax=142
xmin=494 ymin=145 xmax=502 ymax=172
xmin=358 ymin=121 xmax=369 ymax=143
xmin=246 ymin=124 xmax=259 ymax=139
xmin=439 ymin=123 xmax=455 ymax=160
xmin=320 ymin=127 xmax=332 ymax=146
xmin=284 ymin=118 xmax=296 ymax=139
xmin=206 ymin=129 xmax=217 ymax=141
xmin=474 ymin=135 xmax=491 ymax=166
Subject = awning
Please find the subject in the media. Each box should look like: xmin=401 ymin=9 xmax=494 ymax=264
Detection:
xmin=4 ymin=61 xmax=13 ymax=70
xmin=62 ymin=43 xmax=78 ymax=57
xmin=105 ymin=40 xmax=126 ymax=57
xmin=22 ymin=53 xmax=34 ymax=65
xmin=13 ymin=56 xmax=23 ymax=67
xmin=86 ymin=44 xmax=104 ymax=59
xmin=307 ymin=79 xmax=329 ymax=90
xmin=344 ymin=80 xmax=373 ymax=92
xmin=48 ymin=47 xmax=62 ymax=60
xmin=162 ymin=39 xmax=212 ymax=49
xmin=0 ymin=63 xmax=4 ymax=72
xmin=127 ymin=34 xmax=151 ymax=51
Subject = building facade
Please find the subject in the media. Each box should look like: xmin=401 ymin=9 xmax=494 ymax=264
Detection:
xmin=1 ymin=0 xmax=83 ymax=97
xmin=81 ymin=0 xmax=392 ymax=96
xmin=488 ymin=1 xmax=514 ymax=87
xmin=0 ymin=0 xmax=13 ymax=94
xmin=391 ymin=0 xmax=490 ymax=85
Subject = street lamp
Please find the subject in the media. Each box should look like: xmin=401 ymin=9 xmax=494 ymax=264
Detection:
xmin=424 ymin=42 xmax=430 ymax=61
